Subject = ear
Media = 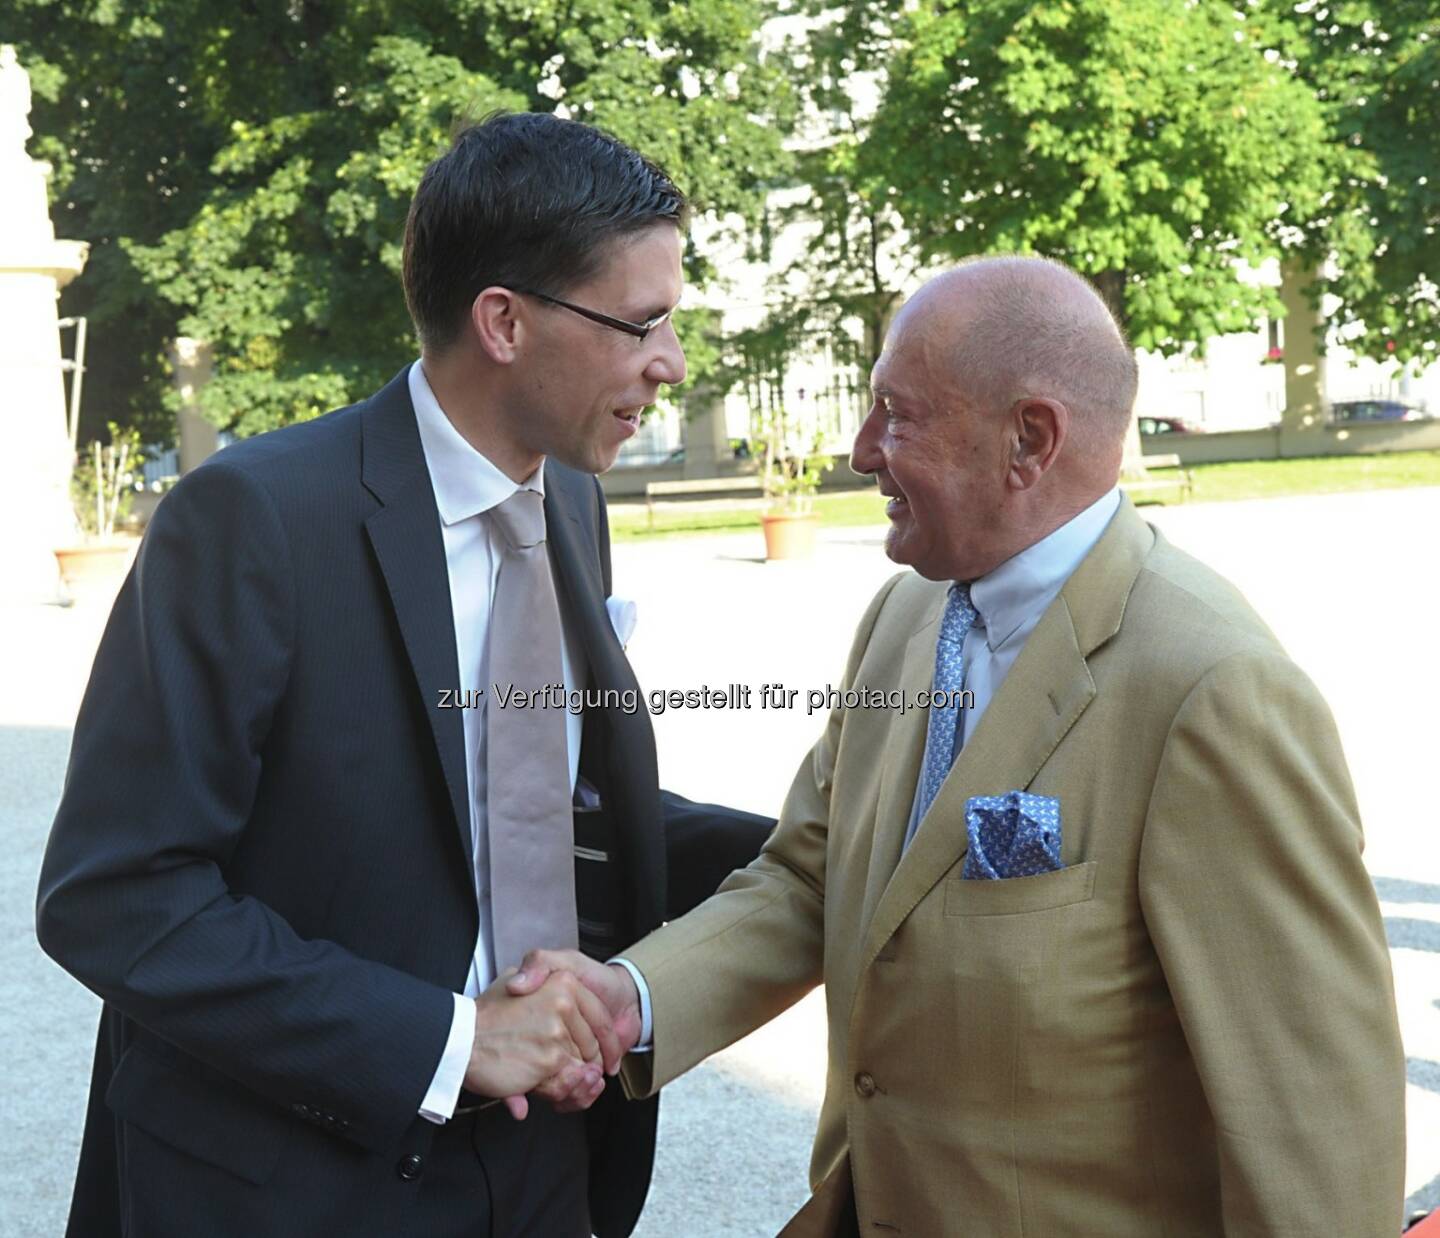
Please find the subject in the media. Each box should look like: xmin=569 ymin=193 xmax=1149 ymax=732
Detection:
xmin=470 ymin=287 xmax=524 ymax=364
xmin=1006 ymin=397 xmax=1067 ymax=490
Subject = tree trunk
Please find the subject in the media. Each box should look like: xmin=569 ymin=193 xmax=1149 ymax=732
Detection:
xmin=1120 ymin=388 xmax=1146 ymax=477
xmin=1278 ymin=259 xmax=1327 ymax=437
xmin=1093 ymin=269 xmax=1130 ymax=335
xmin=1092 ymin=270 xmax=1145 ymax=475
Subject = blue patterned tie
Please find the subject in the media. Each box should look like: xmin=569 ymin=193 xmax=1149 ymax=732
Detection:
xmin=914 ymin=582 xmax=979 ymax=827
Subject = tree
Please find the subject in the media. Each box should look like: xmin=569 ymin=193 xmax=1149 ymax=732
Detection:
xmin=12 ymin=0 xmax=791 ymax=438
xmin=12 ymin=0 xmax=234 ymax=442
xmin=753 ymin=1 xmax=924 ymax=378
xmin=124 ymin=36 xmax=524 ymax=435
xmin=1270 ymin=0 xmax=1439 ymax=367
xmin=852 ymin=0 xmax=1336 ymax=355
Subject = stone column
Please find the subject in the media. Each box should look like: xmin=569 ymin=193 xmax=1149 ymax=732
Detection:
xmin=171 ymin=336 xmax=218 ymax=473
xmin=0 ymin=46 xmax=89 ymax=603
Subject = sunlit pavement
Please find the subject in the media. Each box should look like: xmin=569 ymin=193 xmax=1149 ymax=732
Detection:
xmin=3 ymin=486 xmax=1436 ymax=1236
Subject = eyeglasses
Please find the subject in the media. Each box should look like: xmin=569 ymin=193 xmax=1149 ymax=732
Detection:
xmin=515 ymin=289 xmax=673 ymax=342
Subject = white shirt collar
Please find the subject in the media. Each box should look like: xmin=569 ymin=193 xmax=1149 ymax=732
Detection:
xmin=408 ymin=360 xmax=544 ymax=526
xmin=968 ymin=488 xmax=1121 ymax=651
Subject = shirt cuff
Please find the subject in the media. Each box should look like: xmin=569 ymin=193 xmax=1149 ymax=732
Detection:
xmin=608 ymin=957 xmax=653 ymax=1052
xmin=419 ymin=993 xmax=475 ymax=1123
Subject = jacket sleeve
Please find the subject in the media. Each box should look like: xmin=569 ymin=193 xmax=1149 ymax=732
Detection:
xmin=621 ymin=574 xmax=902 ymax=1098
xmin=35 ymin=461 xmax=454 ymax=1155
xmin=659 ymin=791 xmax=776 ymax=921
xmin=1138 ymin=651 xmax=1405 ymax=1236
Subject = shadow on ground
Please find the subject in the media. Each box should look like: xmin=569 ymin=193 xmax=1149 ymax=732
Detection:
xmin=1377 ymin=877 xmax=1440 ymax=1218
xmin=1375 ymin=878 xmax=1440 ymax=906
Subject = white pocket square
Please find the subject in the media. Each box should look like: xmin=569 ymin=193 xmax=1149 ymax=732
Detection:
xmin=606 ymin=595 xmax=638 ymax=647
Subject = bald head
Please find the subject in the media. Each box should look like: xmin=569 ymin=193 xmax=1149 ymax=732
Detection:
xmin=853 ymin=256 xmax=1137 ymax=580
xmin=901 ymin=256 xmax=1138 ymax=462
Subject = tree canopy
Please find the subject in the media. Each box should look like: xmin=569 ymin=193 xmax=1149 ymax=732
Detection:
xmin=809 ymin=0 xmax=1333 ymax=354
xmin=13 ymin=0 xmax=790 ymax=437
xmin=755 ymin=0 xmax=1434 ymax=379
xmin=1274 ymin=0 xmax=1439 ymax=366
xmin=11 ymin=0 xmax=1437 ymax=443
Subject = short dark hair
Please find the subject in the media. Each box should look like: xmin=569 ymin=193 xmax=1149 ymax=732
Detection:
xmin=402 ymin=111 xmax=689 ymax=351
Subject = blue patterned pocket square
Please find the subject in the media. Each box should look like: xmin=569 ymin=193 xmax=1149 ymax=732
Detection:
xmin=962 ymin=791 xmax=1063 ymax=880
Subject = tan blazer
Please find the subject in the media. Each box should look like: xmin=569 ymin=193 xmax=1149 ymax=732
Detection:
xmin=623 ymin=499 xmax=1404 ymax=1236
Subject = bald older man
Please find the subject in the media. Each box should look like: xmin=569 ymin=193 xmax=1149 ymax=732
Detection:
xmin=515 ymin=257 xmax=1406 ymax=1235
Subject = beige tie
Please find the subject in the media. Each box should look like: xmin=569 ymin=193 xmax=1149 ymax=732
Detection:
xmin=486 ymin=488 xmax=578 ymax=974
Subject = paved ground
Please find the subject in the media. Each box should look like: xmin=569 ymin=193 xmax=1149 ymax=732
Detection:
xmin=3 ymin=487 xmax=1437 ymax=1236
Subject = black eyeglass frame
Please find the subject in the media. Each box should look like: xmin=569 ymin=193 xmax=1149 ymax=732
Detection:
xmin=514 ymin=288 xmax=673 ymax=341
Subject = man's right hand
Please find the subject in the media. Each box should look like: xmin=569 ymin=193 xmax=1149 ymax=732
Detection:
xmin=463 ymin=968 xmax=620 ymax=1118
xmin=505 ymin=949 xmax=644 ymax=1110
xmin=507 ymin=948 xmax=643 ymax=1056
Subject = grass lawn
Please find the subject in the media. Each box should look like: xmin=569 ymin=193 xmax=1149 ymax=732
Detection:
xmin=1167 ymin=451 xmax=1440 ymax=503
xmin=607 ymin=451 xmax=1440 ymax=542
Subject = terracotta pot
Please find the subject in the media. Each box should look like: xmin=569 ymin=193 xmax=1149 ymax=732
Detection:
xmin=760 ymin=510 xmax=818 ymax=560
xmin=53 ymin=539 xmax=137 ymax=594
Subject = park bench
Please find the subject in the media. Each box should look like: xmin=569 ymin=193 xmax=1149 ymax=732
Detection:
xmin=1123 ymin=452 xmax=1194 ymax=503
xmin=644 ymin=475 xmax=764 ymax=526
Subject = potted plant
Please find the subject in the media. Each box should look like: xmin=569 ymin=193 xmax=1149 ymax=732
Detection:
xmin=754 ymin=403 xmax=833 ymax=560
xmin=731 ymin=307 xmax=840 ymax=559
xmin=54 ymin=422 xmax=143 ymax=594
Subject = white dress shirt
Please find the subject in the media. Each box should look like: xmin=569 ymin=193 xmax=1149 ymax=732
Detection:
xmin=409 ymin=361 xmax=586 ymax=1121
xmin=903 ymin=487 xmax=1121 ymax=847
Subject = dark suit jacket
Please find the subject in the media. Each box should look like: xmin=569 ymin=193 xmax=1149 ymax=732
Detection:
xmin=36 ymin=368 xmax=773 ymax=1237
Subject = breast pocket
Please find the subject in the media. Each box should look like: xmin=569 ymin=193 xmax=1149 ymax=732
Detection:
xmin=929 ymin=861 xmax=1102 ymax=1114
xmin=944 ymin=859 xmax=1098 ymax=917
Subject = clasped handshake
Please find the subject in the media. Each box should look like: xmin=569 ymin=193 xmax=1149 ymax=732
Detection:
xmin=463 ymin=949 xmax=641 ymax=1120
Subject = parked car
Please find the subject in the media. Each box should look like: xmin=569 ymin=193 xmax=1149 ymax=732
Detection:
xmin=1329 ymin=399 xmax=1428 ymax=424
xmin=1138 ymin=415 xmax=1204 ymax=435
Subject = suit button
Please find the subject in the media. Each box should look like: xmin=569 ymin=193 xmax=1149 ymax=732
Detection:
xmin=397 ymin=1153 xmax=424 ymax=1182
xmin=854 ymin=1072 xmax=876 ymax=1098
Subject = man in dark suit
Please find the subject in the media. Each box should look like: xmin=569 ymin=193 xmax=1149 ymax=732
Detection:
xmin=36 ymin=112 xmax=771 ymax=1237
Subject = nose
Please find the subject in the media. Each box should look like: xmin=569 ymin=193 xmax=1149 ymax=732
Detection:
xmin=646 ymin=320 xmax=687 ymax=387
xmin=850 ymin=401 xmax=884 ymax=477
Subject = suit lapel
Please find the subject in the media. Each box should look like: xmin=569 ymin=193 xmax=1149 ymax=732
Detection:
xmin=543 ymin=471 xmax=638 ymax=699
xmin=360 ymin=370 xmax=471 ymax=865
xmin=858 ymin=499 xmax=1155 ymax=972
xmin=544 ymin=464 xmax=665 ymax=931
